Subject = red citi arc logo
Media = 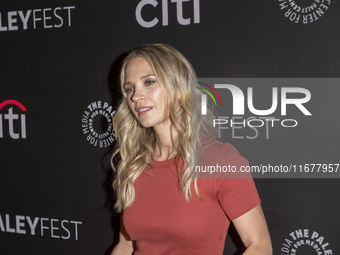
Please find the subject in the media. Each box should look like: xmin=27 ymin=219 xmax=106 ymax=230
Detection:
xmin=0 ymin=100 xmax=27 ymax=139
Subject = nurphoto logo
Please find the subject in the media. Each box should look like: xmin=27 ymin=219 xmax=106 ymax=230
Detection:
xmin=197 ymin=78 xmax=313 ymax=140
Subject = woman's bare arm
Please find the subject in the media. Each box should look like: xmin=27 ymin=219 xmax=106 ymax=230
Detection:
xmin=111 ymin=213 xmax=135 ymax=255
xmin=232 ymin=204 xmax=272 ymax=255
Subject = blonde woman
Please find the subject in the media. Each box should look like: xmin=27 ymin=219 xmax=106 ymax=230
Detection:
xmin=110 ymin=43 xmax=272 ymax=255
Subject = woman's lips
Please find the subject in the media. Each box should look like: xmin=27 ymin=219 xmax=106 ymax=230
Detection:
xmin=137 ymin=107 xmax=153 ymax=115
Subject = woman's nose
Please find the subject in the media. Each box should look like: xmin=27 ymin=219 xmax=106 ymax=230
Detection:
xmin=131 ymin=88 xmax=144 ymax=102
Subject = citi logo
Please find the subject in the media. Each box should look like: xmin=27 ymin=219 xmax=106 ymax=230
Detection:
xmin=136 ymin=0 xmax=200 ymax=28
xmin=200 ymin=84 xmax=312 ymax=116
xmin=0 ymin=100 xmax=27 ymax=139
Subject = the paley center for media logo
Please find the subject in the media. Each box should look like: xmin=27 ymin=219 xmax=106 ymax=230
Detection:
xmin=278 ymin=0 xmax=331 ymax=24
xmin=81 ymin=100 xmax=116 ymax=148
xmin=281 ymin=228 xmax=333 ymax=255
xmin=197 ymin=79 xmax=312 ymax=140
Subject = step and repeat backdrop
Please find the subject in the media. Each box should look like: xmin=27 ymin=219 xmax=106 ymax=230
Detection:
xmin=1 ymin=1 xmax=339 ymax=254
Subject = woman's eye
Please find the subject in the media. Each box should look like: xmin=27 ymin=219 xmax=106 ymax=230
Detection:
xmin=145 ymin=80 xmax=155 ymax=86
xmin=124 ymin=88 xmax=134 ymax=94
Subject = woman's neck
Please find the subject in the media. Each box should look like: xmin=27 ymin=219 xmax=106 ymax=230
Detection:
xmin=152 ymin=121 xmax=178 ymax=161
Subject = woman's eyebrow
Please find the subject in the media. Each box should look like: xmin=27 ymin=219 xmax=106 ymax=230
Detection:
xmin=140 ymin=74 xmax=155 ymax=80
xmin=123 ymin=81 xmax=132 ymax=88
xmin=124 ymin=74 xmax=155 ymax=87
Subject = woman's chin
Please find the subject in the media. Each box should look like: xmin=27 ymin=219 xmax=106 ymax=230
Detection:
xmin=138 ymin=121 xmax=153 ymax=128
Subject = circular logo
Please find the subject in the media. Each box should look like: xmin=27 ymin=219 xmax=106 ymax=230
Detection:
xmin=278 ymin=0 xmax=331 ymax=24
xmin=281 ymin=229 xmax=333 ymax=254
xmin=81 ymin=101 xmax=116 ymax=148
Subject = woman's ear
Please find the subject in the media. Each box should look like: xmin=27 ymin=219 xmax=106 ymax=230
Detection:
xmin=177 ymin=91 xmax=182 ymax=100
xmin=176 ymin=92 xmax=182 ymax=108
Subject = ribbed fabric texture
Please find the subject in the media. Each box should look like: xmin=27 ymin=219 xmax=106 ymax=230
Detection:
xmin=123 ymin=137 xmax=260 ymax=255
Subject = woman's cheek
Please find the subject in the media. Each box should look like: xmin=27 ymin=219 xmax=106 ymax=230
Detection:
xmin=127 ymin=101 xmax=135 ymax=114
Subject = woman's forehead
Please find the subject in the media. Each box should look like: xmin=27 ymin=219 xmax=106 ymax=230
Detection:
xmin=125 ymin=58 xmax=155 ymax=78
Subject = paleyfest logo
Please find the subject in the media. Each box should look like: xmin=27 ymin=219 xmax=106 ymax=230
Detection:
xmin=278 ymin=0 xmax=331 ymax=24
xmin=281 ymin=229 xmax=333 ymax=254
xmin=81 ymin=101 xmax=116 ymax=148
xmin=0 ymin=6 xmax=75 ymax=32
xmin=199 ymin=82 xmax=312 ymax=139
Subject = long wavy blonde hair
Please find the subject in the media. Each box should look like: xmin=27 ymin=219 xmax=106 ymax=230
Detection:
xmin=111 ymin=43 xmax=216 ymax=213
